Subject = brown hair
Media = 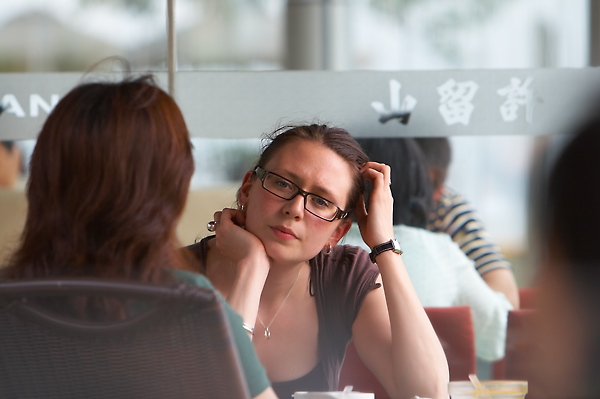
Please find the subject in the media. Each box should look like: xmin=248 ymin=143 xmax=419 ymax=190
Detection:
xmin=3 ymin=75 xmax=194 ymax=283
xmin=249 ymin=124 xmax=369 ymax=216
xmin=540 ymin=114 xmax=600 ymax=395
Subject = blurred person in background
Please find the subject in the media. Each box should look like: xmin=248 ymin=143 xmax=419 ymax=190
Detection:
xmin=345 ymin=137 xmax=512 ymax=364
xmin=414 ymin=138 xmax=520 ymax=310
xmin=531 ymin=113 xmax=600 ymax=399
xmin=0 ymin=141 xmax=22 ymax=188
xmin=0 ymin=74 xmax=277 ymax=399
xmin=0 ymin=138 xmax=26 ymax=265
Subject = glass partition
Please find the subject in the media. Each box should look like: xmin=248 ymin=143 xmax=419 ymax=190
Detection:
xmin=0 ymin=0 xmax=592 ymax=286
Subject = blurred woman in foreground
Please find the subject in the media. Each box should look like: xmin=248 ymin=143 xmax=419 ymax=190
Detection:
xmin=0 ymin=74 xmax=277 ymax=399
xmin=532 ymin=114 xmax=600 ymax=399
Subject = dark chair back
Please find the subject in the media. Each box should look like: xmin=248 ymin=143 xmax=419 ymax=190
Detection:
xmin=338 ymin=340 xmax=389 ymax=399
xmin=0 ymin=278 xmax=251 ymax=399
xmin=518 ymin=287 xmax=538 ymax=310
xmin=426 ymin=306 xmax=477 ymax=381
xmin=504 ymin=309 xmax=537 ymax=380
xmin=492 ymin=287 xmax=539 ymax=379
xmin=338 ymin=306 xmax=476 ymax=398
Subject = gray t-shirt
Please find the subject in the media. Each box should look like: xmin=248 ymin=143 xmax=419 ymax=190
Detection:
xmin=186 ymin=237 xmax=380 ymax=399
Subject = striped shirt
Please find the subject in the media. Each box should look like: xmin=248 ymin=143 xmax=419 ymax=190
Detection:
xmin=427 ymin=186 xmax=511 ymax=276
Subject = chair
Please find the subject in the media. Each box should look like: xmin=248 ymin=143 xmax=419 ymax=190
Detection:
xmin=502 ymin=309 xmax=536 ymax=380
xmin=0 ymin=278 xmax=251 ymax=399
xmin=426 ymin=306 xmax=477 ymax=381
xmin=500 ymin=309 xmax=545 ymax=399
xmin=518 ymin=287 xmax=538 ymax=310
xmin=338 ymin=340 xmax=389 ymax=399
xmin=492 ymin=287 xmax=538 ymax=379
xmin=338 ymin=306 xmax=476 ymax=398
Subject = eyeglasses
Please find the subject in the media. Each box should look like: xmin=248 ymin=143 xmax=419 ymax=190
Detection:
xmin=254 ymin=167 xmax=348 ymax=222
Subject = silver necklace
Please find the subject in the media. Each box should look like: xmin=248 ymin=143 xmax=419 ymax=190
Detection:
xmin=230 ymin=262 xmax=302 ymax=340
xmin=257 ymin=266 xmax=302 ymax=339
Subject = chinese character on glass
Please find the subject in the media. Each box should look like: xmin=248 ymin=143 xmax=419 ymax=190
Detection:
xmin=371 ymin=79 xmax=417 ymax=125
xmin=497 ymin=77 xmax=534 ymax=124
xmin=437 ymin=78 xmax=479 ymax=126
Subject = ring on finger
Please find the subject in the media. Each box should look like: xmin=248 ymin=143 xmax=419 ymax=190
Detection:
xmin=207 ymin=220 xmax=218 ymax=232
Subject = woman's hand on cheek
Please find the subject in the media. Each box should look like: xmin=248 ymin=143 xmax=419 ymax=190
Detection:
xmin=214 ymin=207 xmax=270 ymax=327
xmin=213 ymin=208 xmax=270 ymax=272
xmin=357 ymin=162 xmax=394 ymax=249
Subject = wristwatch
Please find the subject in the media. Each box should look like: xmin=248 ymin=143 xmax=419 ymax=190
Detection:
xmin=369 ymin=239 xmax=403 ymax=264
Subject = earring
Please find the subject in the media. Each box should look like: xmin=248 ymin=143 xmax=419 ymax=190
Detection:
xmin=323 ymin=244 xmax=332 ymax=255
xmin=241 ymin=204 xmax=246 ymax=211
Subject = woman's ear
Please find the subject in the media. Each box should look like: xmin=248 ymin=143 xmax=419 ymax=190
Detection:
xmin=328 ymin=218 xmax=352 ymax=247
xmin=238 ymin=170 xmax=256 ymax=207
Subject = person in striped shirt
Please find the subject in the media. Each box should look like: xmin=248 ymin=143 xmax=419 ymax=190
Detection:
xmin=415 ymin=138 xmax=520 ymax=310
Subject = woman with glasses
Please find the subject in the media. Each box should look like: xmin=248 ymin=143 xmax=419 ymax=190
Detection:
xmin=187 ymin=124 xmax=448 ymax=399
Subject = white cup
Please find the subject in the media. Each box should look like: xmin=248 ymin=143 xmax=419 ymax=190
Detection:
xmin=293 ymin=386 xmax=374 ymax=399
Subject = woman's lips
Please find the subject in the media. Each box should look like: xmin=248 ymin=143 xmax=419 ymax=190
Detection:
xmin=271 ymin=226 xmax=298 ymax=240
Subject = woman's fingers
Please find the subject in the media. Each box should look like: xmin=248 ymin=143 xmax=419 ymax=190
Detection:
xmin=209 ymin=208 xmax=246 ymax=232
xmin=228 ymin=208 xmax=247 ymax=228
xmin=213 ymin=208 xmax=263 ymax=264
xmin=361 ymin=161 xmax=389 ymax=174
xmin=207 ymin=210 xmax=224 ymax=232
xmin=360 ymin=162 xmax=393 ymax=207
xmin=361 ymin=161 xmax=391 ymax=188
xmin=357 ymin=162 xmax=394 ymax=249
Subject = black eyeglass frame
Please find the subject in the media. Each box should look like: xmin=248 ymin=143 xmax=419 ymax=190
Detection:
xmin=254 ymin=167 xmax=349 ymax=222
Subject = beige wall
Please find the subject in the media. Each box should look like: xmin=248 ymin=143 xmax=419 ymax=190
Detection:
xmin=176 ymin=185 xmax=240 ymax=246
xmin=0 ymin=187 xmax=27 ymax=265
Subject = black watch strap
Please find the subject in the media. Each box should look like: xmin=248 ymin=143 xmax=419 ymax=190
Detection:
xmin=369 ymin=239 xmax=403 ymax=264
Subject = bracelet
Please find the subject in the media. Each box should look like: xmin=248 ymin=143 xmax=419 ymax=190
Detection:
xmin=242 ymin=323 xmax=255 ymax=336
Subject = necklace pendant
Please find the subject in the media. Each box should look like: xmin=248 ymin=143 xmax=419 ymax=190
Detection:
xmin=257 ymin=266 xmax=301 ymax=342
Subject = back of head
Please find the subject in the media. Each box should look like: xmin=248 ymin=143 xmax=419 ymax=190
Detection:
xmin=414 ymin=137 xmax=451 ymax=191
xmin=543 ymin=116 xmax=600 ymax=396
xmin=547 ymin=118 xmax=600 ymax=269
xmin=4 ymin=75 xmax=194 ymax=282
xmin=356 ymin=137 xmax=432 ymax=228
xmin=254 ymin=124 xmax=369 ymax=216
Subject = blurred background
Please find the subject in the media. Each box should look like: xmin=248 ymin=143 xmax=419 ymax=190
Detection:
xmin=0 ymin=0 xmax=593 ymax=286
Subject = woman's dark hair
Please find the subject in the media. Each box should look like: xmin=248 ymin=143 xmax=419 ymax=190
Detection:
xmin=547 ymin=118 xmax=600 ymax=267
xmin=357 ymin=137 xmax=432 ymax=228
xmin=250 ymin=124 xmax=369 ymax=217
xmin=544 ymin=116 xmax=600 ymax=394
xmin=3 ymin=75 xmax=194 ymax=283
